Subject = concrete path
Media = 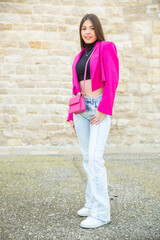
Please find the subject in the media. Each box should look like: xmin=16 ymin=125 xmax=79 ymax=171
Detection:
xmin=0 ymin=153 xmax=160 ymax=240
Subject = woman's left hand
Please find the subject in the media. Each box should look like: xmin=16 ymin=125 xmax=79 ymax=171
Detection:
xmin=90 ymin=109 xmax=106 ymax=125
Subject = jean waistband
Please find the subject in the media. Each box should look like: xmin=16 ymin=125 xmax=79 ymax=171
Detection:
xmin=84 ymin=94 xmax=102 ymax=102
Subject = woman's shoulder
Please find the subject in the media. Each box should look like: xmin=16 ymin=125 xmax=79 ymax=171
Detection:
xmin=100 ymin=40 xmax=117 ymax=49
xmin=99 ymin=41 xmax=118 ymax=54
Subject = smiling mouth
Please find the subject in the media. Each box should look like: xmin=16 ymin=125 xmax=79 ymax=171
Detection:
xmin=85 ymin=37 xmax=92 ymax=39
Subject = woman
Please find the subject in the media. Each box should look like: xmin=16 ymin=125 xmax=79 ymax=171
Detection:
xmin=67 ymin=13 xmax=119 ymax=229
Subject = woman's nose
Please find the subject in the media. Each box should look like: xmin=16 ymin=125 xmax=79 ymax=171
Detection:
xmin=86 ymin=28 xmax=91 ymax=33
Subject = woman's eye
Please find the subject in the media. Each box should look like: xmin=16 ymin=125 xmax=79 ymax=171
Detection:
xmin=81 ymin=27 xmax=94 ymax=31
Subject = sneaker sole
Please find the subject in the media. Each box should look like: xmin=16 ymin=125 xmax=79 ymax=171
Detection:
xmin=80 ymin=220 xmax=111 ymax=229
xmin=77 ymin=212 xmax=91 ymax=217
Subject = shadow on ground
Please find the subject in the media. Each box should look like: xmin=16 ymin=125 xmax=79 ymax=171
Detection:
xmin=0 ymin=153 xmax=160 ymax=240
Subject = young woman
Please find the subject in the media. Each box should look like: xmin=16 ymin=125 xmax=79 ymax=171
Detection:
xmin=67 ymin=13 xmax=119 ymax=229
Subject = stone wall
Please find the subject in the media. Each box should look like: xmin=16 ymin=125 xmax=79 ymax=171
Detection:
xmin=0 ymin=0 xmax=160 ymax=149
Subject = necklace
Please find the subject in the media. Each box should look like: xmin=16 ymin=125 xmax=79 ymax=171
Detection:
xmin=85 ymin=48 xmax=94 ymax=57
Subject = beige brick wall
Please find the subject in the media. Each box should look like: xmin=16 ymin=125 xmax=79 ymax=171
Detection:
xmin=0 ymin=0 xmax=160 ymax=149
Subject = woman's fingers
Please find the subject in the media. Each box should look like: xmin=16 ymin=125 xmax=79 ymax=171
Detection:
xmin=73 ymin=125 xmax=76 ymax=133
xmin=90 ymin=115 xmax=98 ymax=125
xmin=69 ymin=121 xmax=76 ymax=133
xmin=90 ymin=117 xmax=102 ymax=125
xmin=90 ymin=110 xmax=106 ymax=125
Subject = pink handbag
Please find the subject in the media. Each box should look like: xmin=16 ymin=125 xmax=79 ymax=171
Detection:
xmin=69 ymin=93 xmax=86 ymax=114
xmin=69 ymin=48 xmax=95 ymax=114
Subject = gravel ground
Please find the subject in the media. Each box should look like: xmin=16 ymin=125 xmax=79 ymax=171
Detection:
xmin=0 ymin=153 xmax=160 ymax=240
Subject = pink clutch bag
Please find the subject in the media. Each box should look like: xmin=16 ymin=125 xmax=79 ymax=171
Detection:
xmin=68 ymin=47 xmax=96 ymax=115
xmin=69 ymin=94 xmax=86 ymax=114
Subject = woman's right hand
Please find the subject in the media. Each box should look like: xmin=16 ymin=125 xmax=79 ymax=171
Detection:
xmin=69 ymin=120 xmax=76 ymax=134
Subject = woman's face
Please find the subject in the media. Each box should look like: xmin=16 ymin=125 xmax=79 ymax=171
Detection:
xmin=81 ymin=19 xmax=97 ymax=44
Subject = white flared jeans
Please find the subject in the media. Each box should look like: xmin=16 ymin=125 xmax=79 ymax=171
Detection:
xmin=73 ymin=94 xmax=111 ymax=222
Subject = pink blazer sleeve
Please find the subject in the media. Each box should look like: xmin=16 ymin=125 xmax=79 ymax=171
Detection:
xmin=67 ymin=112 xmax=73 ymax=121
xmin=97 ymin=42 xmax=119 ymax=115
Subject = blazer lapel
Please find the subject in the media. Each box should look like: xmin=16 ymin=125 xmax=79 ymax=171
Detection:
xmin=90 ymin=41 xmax=100 ymax=82
xmin=72 ymin=48 xmax=86 ymax=90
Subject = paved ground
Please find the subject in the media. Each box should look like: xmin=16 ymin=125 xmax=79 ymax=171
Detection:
xmin=0 ymin=153 xmax=160 ymax=240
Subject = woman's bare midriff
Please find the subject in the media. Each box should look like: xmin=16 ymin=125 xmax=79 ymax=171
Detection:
xmin=79 ymin=79 xmax=104 ymax=98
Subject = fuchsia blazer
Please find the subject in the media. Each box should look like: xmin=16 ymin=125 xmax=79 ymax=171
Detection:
xmin=67 ymin=40 xmax=119 ymax=121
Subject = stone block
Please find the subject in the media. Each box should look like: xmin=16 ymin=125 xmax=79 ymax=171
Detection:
xmin=137 ymin=0 xmax=152 ymax=5
xmin=132 ymin=36 xmax=144 ymax=47
xmin=58 ymin=25 xmax=67 ymax=32
xmin=13 ymin=24 xmax=27 ymax=31
xmin=117 ymin=119 xmax=130 ymax=128
xmin=153 ymin=20 xmax=160 ymax=34
xmin=147 ymin=4 xmax=159 ymax=13
xmin=0 ymin=3 xmax=12 ymax=13
xmin=51 ymin=115 xmax=64 ymax=124
xmin=0 ymin=49 xmax=7 ymax=55
xmin=30 ymin=15 xmax=41 ymax=23
xmin=0 ymin=89 xmax=7 ymax=95
xmin=30 ymin=41 xmax=41 ymax=49
xmin=152 ymin=35 xmax=160 ymax=46
xmin=152 ymin=46 xmax=160 ymax=57
xmin=149 ymin=59 xmax=160 ymax=68
xmin=61 ymin=0 xmax=73 ymax=5
xmin=71 ymin=7 xmax=85 ymax=16
xmin=38 ymin=65 xmax=51 ymax=75
xmin=3 ymin=114 xmax=12 ymax=123
xmin=75 ymin=0 xmax=85 ymax=6
xmin=0 ymin=23 xmax=12 ymax=30
xmin=16 ymin=65 xmax=26 ymax=75
xmin=42 ymin=89 xmax=60 ymax=95
xmin=44 ymin=24 xmax=57 ymax=32
xmin=12 ymin=116 xmax=18 ymax=123
xmin=26 ymin=65 xmax=37 ymax=75
xmin=12 ymin=4 xmax=32 ymax=14
xmin=18 ymin=82 xmax=35 ymax=88
xmin=42 ymin=41 xmax=52 ymax=50
xmin=26 ymin=123 xmax=42 ymax=131
xmin=55 ymin=96 xmax=70 ymax=105
xmin=3 ymin=105 xmax=16 ymax=114
xmin=27 ymin=24 xmax=43 ymax=31
xmin=33 ymin=4 xmax=46 ymax=14
xmin=132 ymin=21 xmax=152 ymax=35
xmin=41 ymin=15 xmax=55 ymax=23
xmin=2 ymin=96 xmax=15 ymax=104
xmin=148 ymin=69 xmax=160 ymax=83
xmin=65 ymin=17 xmax=79 ymax=25
xmin=140 ymin=83 xmax=151 ymax=95
xmin=117 ymin=0 xmax=137 ymax=4
xmin=27 ymin=105 xmax=42 ymax=114
xmin=46 ymin=6 xmax=60 ymax=15
xmin=44 ymin=97 xmax=54 ymax=104
xmin=43 ymin=124 xmax=64 ymax=131
xmin=30 ymin=96 xmax=44 ymax=104
xmin=18 ymin=41 xmax=29 ymax=49
xmin=7 ymin=138 xmax=22 ymax=146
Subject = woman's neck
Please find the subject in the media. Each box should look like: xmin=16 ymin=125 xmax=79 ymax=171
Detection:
xmin=85 ymin=39 xmax=98 ymax=51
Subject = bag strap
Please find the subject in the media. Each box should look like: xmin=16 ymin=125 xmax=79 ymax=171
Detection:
xmin=82 ymin=46 xmax=97 ymax=94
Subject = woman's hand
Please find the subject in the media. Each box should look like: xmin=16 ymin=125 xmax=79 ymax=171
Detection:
xmin=90 ymin=109 xmax=106 ymax=125
xmin=69 ymin=120 xmax=76 ymax=134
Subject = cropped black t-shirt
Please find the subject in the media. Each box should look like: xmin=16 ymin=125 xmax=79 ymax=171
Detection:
xmin=76 ymin=39 xmax=98 ymax=82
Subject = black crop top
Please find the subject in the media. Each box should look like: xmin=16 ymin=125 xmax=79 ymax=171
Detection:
xmin=76 ymin=39 xmax=98 ymax=82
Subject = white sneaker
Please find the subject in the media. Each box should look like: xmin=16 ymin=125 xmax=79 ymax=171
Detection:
xmin=80 ymin=215 xmax=110 ymax=229
xmin=77 ymin=207 xmax=91 ymax=217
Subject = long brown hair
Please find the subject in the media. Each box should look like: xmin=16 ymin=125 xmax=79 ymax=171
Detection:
xmin=79 ymin=13 xmax=105 ymax=50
